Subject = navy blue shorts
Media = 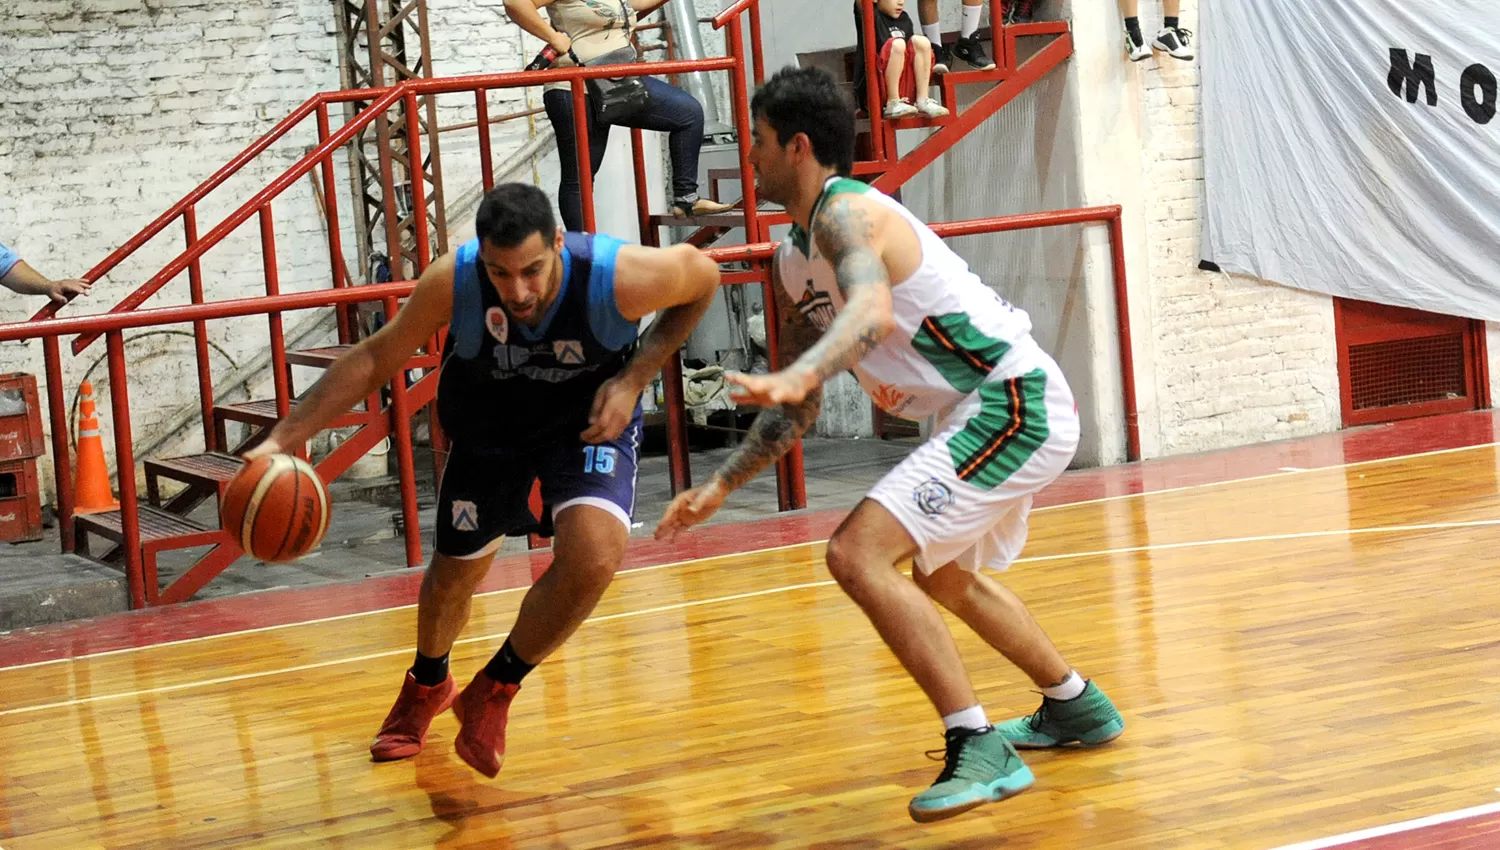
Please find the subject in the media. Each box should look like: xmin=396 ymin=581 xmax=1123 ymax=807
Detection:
xmin=434 ymin=410 xmax=642 ymax=559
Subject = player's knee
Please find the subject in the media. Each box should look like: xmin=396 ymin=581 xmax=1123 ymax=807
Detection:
xmin=911 ymin=35 xmax=931 ymax=53
xmin=570 ymin=553 xmax=620 ymax=592
xmin=888 ymin=38 xmax=907 ymax=57
xmin=426 ymin=552 xmax=492 ymax=594
xmin=824 ymin=532 xmax=877 ymax=589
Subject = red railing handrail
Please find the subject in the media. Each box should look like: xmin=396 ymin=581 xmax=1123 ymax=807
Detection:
xmin=66 ymin=54 xmax=740 ymax=357
xmin=9 ymin=208 xmax=1121 ymax=345
xmin=712 ymin=0 xmax=759 ymax=28
xmin=4 ymin=282 xmax=415 ymax=344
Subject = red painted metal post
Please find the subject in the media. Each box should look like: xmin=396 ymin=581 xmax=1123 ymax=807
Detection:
xmin=629 ymin=127 xmax=691 ymax=493
xmin=106 ymin=331 xmax=146 ymax=608
xmin=630 ymin=128 xmax=651 ymax=244
xmin=43 ymin=336 xmax=74 ymax=553
xmin=259 ymin=207 xmax=293 ymax=423
xmin=725 ymin=19 xmax=760 ymax=238
xmin=991 ymin=0 xmax=1009 ymax=70
xmin=315 ymin=104 xmax=352 ymax=346
xmin=858 ymin=0 xmax=887 ymax=163
xmin=384 ymin=295 xmax=424 ymax=568
xmin=1106 ymin=210 xmax=1140 ymax=462
xmin=404 ymin=90 xmax=432 ymax=272
xmin=748 ymin=6 xmax=766 ymax=85
xmin=183 ymin=208 xmax=216 ymax=451
xmin=477 ymin=89 xmax=495 ymax=191
xmin=571 ymin=78 xmax=597 ymax=232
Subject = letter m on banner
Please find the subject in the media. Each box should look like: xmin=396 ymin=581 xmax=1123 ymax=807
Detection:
xmin=1389 ymin=48 xmax=1438 ymax=105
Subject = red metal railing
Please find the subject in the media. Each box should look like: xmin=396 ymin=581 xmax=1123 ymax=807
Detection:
xmin=9 ymin=0 xmax=1139 ymax=607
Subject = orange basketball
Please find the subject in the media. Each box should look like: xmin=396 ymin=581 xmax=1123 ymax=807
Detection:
xmin=221 ymin=454 xmax=331 ymax=563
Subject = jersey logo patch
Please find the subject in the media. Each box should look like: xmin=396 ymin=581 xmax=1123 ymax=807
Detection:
xmin=912 ymin=478 xmax=955 ymax=517
xmin=554 ymin=339 xmax=585 ymax=365
xmin=871 ymin=382 xmax=916 ymax=417
xmin=797 ymin=280 xmax=837 ymax=331
xmin=485 ymin=307 xmax=508 ymax=344
xmin=451 ymin=499 xmax=480 ymax=532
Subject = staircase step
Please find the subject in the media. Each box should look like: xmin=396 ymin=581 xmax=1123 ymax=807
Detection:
xmin=286 ymin=344 xmax=353 ymax=368
xmin=145 ymin=452 xmax=245 ymax=490
xmin=650 ymin=209 xmax=791 ymax=229
xmin=75 ymin=504 xmax=212 ymax=546
xmin=214 ymin=398 xmax=375 ymax=430
xmin=286 ymin=345 xmax=441 ymax=372
xmin=938 ymin=68 xmax=1010 ymax=86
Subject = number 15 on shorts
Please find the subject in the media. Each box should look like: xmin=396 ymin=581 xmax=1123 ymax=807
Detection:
xmin=583 ymin=445 xmax=617 ymax=475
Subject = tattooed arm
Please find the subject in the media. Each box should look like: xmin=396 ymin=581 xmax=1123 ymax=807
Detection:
xmin=789 ymin=192 xmax=897 ymax=387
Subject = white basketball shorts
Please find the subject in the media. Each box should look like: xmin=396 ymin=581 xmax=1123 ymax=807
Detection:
xmin=866 ymin=350 xmax=1079 ymax=574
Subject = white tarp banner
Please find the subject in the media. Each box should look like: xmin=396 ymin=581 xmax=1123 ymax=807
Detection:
xmin=1200 ymin=2 xmax=1500 ymax=321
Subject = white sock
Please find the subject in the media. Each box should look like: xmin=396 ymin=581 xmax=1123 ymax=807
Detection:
xmin=1041 ymin=671 xmax=1087 ymax=701
xmin=942 ymin=704 xmax=990 ymax=731
xmin=922 ymin=22 xmax=942 ymax=45
xmin=961 ymin=4 xmax=982 ymax=38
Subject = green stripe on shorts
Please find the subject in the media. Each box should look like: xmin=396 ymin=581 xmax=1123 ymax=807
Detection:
xmin=946 ymin=368 xmax=1050 ymax=490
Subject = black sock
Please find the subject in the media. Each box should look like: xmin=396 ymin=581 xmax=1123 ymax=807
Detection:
xmin=1164 ymin=16 xmax=1179 ymax=30
xmin=410 ymin=650 xmax=450 ymax=687
xmin=484 ymin=638 xmax=536 ymax=686
xmin=1124 ymin=16 xmax=1142 ymax=43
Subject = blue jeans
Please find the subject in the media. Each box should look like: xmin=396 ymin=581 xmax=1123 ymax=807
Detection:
xmin=544 ymin=77 xmax=706 ymax=232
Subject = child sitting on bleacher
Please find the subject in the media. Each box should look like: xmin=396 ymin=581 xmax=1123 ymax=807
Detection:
xmin=853 ymin=0 xmax=950 ymax=120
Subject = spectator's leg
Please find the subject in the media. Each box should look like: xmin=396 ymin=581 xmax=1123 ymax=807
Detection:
xmin=621 ymin=78 xmax=728 ymax=216
xmin=885 ymin=38 xmax=907 ymax=104
xmin=917 ymin=0 xmax=948 ymax=72
xmin=1118 ymin=0 xmax=1148 ymax=60
xmin=543 ymin=89 xmax=584 ymax=232
xmin=911 ymin=36 xmax=933 ymax=103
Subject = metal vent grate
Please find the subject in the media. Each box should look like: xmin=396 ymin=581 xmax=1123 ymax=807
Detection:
xmin=1347 ymin=333 xmax=1467 ymax=411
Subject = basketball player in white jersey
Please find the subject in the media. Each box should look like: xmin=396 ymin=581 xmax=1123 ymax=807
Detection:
xmin=655 ymin=66 xmax=1125 ymax=823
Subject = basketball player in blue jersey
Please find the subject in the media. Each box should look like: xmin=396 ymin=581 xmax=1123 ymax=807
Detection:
xmin=245 ymin=182 xmax=721 ymax=779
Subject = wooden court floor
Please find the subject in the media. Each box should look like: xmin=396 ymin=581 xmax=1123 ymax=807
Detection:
xmin=2 ymin=444 xmax=1499 ymax=849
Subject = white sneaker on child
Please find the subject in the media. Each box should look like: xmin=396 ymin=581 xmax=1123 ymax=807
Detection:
xmin=915 ymin=98 xmax=949 ymax=118
xmin=883 ymin=100 xmax=919 ymax=119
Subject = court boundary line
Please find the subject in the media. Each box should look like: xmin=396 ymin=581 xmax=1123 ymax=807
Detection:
xmin=5 ymin=516 xmax=1499 ymax=717
xmin=1265 ymin=800 xmax=1500 ymax=850
xmin=4 ymin=439 xmax=1493 ymax=672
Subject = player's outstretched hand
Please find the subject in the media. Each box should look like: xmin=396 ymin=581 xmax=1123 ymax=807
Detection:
xmin=582 ymin=375 xmax=645 ymax=443
xmin=655 ymin=478 xmax=729 ymax=542
xmin=724 ymin=367 xmax=815 ymax=408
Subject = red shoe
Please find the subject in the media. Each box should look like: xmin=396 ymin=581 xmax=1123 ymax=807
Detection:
xmin=369 ymin=672 xmax=457 ymax=761
xmin=452 ymin=671 xmax=520 ymax=778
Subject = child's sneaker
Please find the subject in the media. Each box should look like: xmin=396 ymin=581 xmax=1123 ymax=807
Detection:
xmin=883 ymin=99 xmax=919 ymax=119
xmin=915 ymin=98 xmax=949 ymax=118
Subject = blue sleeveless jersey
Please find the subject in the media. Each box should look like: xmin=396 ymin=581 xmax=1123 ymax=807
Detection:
xmin=437 ymin=232 xmax=640 ymax=452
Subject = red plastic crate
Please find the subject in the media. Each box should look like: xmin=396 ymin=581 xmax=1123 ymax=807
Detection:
xmin=0 ymin=458 xmax=44 ymax=543
xmin=0 ymin=373 xmax=45 ymax=462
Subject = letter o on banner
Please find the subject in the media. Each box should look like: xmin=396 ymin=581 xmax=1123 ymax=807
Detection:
xmin=1460 ymin=63 xmax=1497 ymax=124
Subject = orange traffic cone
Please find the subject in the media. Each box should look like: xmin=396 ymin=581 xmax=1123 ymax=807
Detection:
xmin=74 ymin=381 xmax=118 ymax=514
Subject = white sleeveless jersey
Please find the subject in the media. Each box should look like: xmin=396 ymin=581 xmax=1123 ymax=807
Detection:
xmin=776 ymin=177 xmax=1038 ymax=420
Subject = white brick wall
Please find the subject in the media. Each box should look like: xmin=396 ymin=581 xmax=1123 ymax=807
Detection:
xmin=1 ymin=0 xmax=355 ymax=495
xmin=1132 ymin=0 xmax=1341 ymax=456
